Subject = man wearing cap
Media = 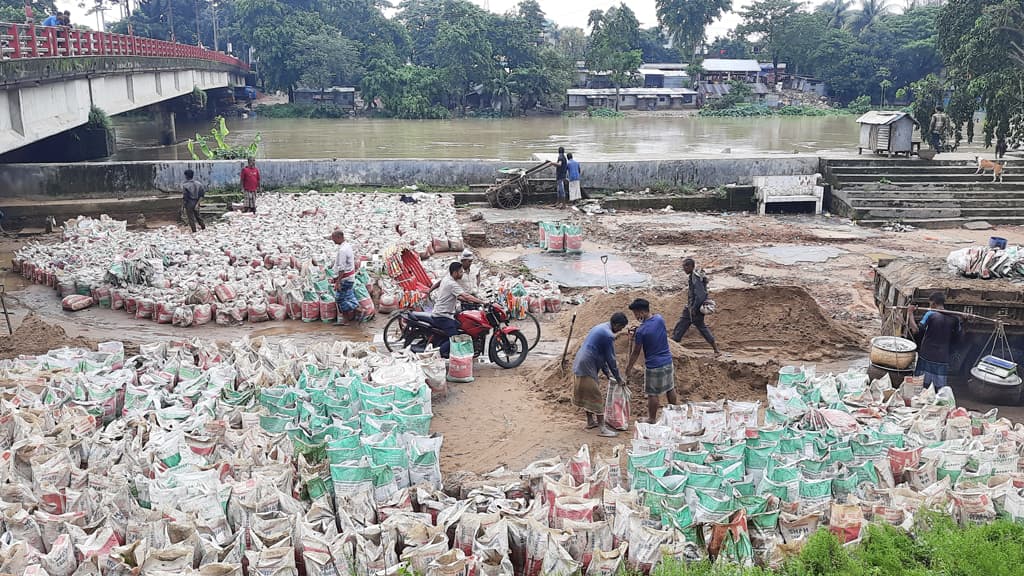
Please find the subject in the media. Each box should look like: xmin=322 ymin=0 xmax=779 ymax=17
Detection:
xmin=330 ymin=230 xmax=359 ymax=325
xmin=457 ymin=249 xmax=482 ymax=299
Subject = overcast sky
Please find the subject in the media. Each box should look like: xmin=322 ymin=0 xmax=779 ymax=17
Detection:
xmin=58 ymin=0 xmax=836 ymax=40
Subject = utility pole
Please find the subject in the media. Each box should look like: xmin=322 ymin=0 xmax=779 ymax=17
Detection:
xmin=168 ymin=0 xmax=175 ymax=42
xmin=193 ymin=0 xmax=201 ymax=46
xmin=212 ymin=1 xmax=219 ymax=51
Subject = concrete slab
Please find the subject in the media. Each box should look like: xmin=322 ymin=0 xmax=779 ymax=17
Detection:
xmin=755 ymin=245 xmax=846 ymax=265
xmin=522 ymin=252 xmax=650 ymax=288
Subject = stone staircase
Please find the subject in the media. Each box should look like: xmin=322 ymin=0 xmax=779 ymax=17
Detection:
xmin=825 ymin=158 xmax=1024 ymax=228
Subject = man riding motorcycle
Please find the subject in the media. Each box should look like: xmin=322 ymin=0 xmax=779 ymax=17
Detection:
xmin=428 ymin=261 xmax=486 ymax=357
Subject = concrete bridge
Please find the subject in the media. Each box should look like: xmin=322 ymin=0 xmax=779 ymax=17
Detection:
xmin=0 ymin=22 xmax=249 ymax=158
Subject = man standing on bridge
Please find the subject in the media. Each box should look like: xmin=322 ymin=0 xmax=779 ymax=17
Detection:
xmin=240 ymin=157 xmax=261 ymax=213
xmin=181 ymin=169 xmax=206 ymax=232
xmin=908 ymin=293 xmax=962 ymax=389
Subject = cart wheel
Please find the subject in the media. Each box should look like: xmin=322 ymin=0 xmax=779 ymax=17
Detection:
xmin=497 ymin=186 xmax=524 ymax=209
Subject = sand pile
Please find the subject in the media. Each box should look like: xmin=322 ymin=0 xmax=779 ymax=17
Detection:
xmin=558 ymin=286 xmax=864 ymax=359
xmin=0 ymin=314 xmax=95 ymax=357
xmin=536 ymin=285 xmax=864 ymax=416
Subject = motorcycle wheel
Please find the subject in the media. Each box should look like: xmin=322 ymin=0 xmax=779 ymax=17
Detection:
xmin=488 ymin=331 xmax=529 ymax=368
xmin=383 ymin=315 xmax=412 ymax=353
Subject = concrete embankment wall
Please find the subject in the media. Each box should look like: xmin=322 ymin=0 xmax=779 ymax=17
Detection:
xmin=0 ymin=156 xmax=821 ymax=200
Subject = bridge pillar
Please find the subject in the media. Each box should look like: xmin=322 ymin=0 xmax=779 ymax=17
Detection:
xmin=158 ymin=104 xmax=177 ymax=146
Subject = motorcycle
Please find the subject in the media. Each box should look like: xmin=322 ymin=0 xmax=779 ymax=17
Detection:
xmin=383 ymin=302 xmax=529 ymax=368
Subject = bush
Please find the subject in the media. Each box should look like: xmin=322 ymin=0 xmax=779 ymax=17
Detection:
xmin=587 ymin=107 xmax=624 ymax=118
xmin=846 ymin=95 xmax=872 ymax=115
xmin=256 ymin=103 xmax=351 ymax=119
xmin=87 ymin=106 xmax=112 ymax=130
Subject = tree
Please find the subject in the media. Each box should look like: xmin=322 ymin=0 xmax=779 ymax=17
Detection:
xmin=816 ymin=0 xmax=852 ymax=29
xmin=736 ymin=0 xmax=800 ymax=73
xmin=640 ymin=27 xmax=680 ymax=63
xmin=937 ymin=0 xmax=1024 ymax=147
xmin=296 ymin=32 xmax=363 ymax=95
xmin=708 ymin=34 xmax=753 ymax=59
xmin=776 ymin=12 xmax=829 ymax=75
xmin=550 ymin=26 xmax=587 ymax=64
xmin=1 ymin=0 xmax=57 ymax=23
xmin=655 ymin=0 xmax=732 ymax=60
xmin=849 ymin=0 xmax=892 ymax=34
xmin=877 ymin=67 xmax=893 ymax=106
xmin=587 ymin=4 xmax=642 ymax=110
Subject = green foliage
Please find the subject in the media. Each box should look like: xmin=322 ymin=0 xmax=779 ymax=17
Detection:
xmin=187 ymin=116 xmax=261 ymax=160
xmin=646 ymin=520 xmax=1024 ymax=576
xmin=937 ymin=0 xmax=1024 ymax=148
xmin=736 ymin=0 xmax=801 ymax=68
xmin=586 ymin=5 xmax=643 ymax=110
xmin=255 ymin=104 xmax=351 ymax=119
xmin=656 ymin=0 xmax=733 ymax=59
xmin=587 ymin=107 xmax=625 ymax=118
xmin=907 ymin=74 xmax=944 ymax=128
xmin=846 ymin=95 xmax=872 ymax=114
xmin=87 ymin=106 xmax=112 ymax=131
xmin=704 ymin=80 xmax=754 ymax=111
xmin=699 ymin=103 xmax=852 ymax=118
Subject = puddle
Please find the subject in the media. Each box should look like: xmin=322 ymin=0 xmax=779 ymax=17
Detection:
xmin=522 ymin=252 xmax=650 ymax=288
xmin=756 ymin=245 xmax=846 ymax=265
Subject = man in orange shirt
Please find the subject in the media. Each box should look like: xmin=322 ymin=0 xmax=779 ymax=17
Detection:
xmin=240 ymin=157 xmax=260 ymax=213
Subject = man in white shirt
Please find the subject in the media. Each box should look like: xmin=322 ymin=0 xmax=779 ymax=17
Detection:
xmin=330 ymin=230 xmax=359 ymax=325
xmin=431 ymin=261 xmax=485 ymax=357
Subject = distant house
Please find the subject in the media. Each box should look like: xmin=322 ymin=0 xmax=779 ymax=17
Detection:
xmin=699 ymin=59 xmax=762 ymax=83
xmin=640 ymin=68 xmax=689 ymax=89
xmin=789 ymin=76 xmax=828 ymax=97
xmin=293 ymin=86 xmax=356 ymax=107
xmin=566 ymin=88 xmax=698 ymax=111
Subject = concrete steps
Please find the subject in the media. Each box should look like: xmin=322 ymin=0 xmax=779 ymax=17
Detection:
xmin=825 ymin=158 xmax=1024 ymax=227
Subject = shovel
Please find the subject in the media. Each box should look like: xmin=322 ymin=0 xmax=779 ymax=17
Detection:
xmin=601 ymin=255 xmax=616 ymax=294
xmin=561 ymin=311 xmax=577 ymax=375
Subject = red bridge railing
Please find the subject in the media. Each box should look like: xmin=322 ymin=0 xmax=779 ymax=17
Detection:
xmin=1 ymin=22 xmax=248 ymax=70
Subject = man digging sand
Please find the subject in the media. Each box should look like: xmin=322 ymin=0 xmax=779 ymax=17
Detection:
xmin=625 ymin=298 xmax=678 ymax=424
xmin=571 ymin=312 xmax=629 ymax=437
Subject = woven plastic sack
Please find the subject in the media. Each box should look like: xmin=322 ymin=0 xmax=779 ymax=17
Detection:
xmin=447 ymin=335 xmax=474 ymax=383
xmin=545 ymin=223 xmax=564 ymax=252
xmin=61 ymin=294 xmax=94 ymax=311
xmin=563 ymin=224 xmax=583 ymax=254
xmin=604 ymin=382 xmax=630 ymax=431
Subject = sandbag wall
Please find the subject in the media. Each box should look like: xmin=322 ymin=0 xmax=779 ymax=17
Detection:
xmin=1 ymin=346 xmax=1023 ymax=575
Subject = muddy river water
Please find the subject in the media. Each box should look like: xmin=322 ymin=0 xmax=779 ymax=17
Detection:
xmin=111 ymin=114 xmax=861 ymax=161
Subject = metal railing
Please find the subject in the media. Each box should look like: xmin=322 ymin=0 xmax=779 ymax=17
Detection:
xmin=0 ymin=22 xmax=248 ymax=70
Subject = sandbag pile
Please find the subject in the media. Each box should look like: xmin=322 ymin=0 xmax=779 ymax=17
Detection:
xmin=947 ymin=245 xmax=1024 ymax=279
xmin=11 ymin=193 xmax=464 ymax=324
xmin=0 ymin=336 xmax=453 ymax=575
xmin=2 ymin=345 xmax=1023 ymax=575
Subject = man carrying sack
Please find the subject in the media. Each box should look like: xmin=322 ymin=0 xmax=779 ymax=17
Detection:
xmin=571 ymin=312 xmax=628 ymax=437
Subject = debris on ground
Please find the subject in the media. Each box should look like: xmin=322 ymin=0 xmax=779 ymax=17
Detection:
xmin=881 ymin=221 xmax=916 ymax=233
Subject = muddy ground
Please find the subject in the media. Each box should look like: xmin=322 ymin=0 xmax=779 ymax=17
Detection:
xmin=2 ymin=208 xmax=1023 ymax=475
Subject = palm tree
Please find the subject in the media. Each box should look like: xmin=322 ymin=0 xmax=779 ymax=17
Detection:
xmin=850 ymin=0 xmax=892 ymax=34
xmin=818 ymin=0 xmax=852 ymax=29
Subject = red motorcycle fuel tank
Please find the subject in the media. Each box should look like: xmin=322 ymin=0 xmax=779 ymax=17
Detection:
xmin=457 ymin=310 xmax=491 ymax=337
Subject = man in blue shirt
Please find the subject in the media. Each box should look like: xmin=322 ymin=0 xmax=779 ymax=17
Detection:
xmin=625 ymin=298 xmax=677 ymax=423
xmin=42 ymin=11 xmax=60 ymax=26
xmin=567 ymin=152 xmax=582 ymax=203
xmin=572 ymin=312 xmax=628 ymax=437
xmin=908 ymin=293 xmax=961 ymax=389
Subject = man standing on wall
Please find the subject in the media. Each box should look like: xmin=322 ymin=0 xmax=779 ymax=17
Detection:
xmin=567 ymin=152 xmax=582 ymax=204
xmin=240 ymin=157 xmax=261 ymax=213
xmin=181 ymin=169 xmax=206 ymax=232
xmin=625 ymin=298 xmax=678 ymax=424
xmin=555 ymin=147 xmax=568 ymax=209
xmin=672 ymin=257 xmax=720 ymax=355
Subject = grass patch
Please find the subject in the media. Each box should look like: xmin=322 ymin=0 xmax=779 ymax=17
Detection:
xmin=651 ymin=517 xmax=1024 ymax=576
xmin=255 ymin=103 xmax=353 ymax=119
xmin=699 ymin=104 xmax=855 ymax=118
